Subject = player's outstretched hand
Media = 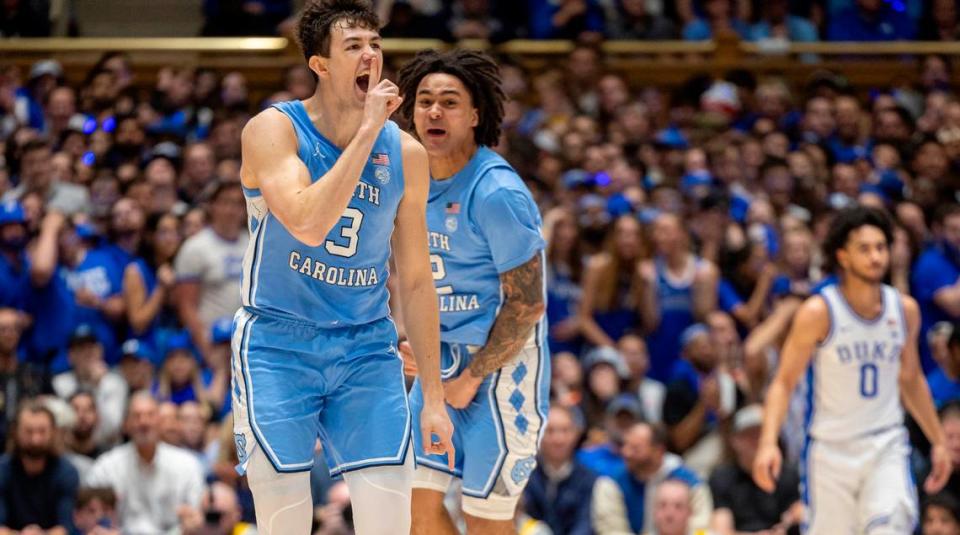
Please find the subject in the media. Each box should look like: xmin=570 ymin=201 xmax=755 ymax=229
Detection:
xmin=420 ymin=402 xmax=455 ymax=471
xmin=399 ymin=340 xmax=418 ymax=376
xmin=926 ymin=444 xmax=953 ymax=494
xmin=752 ymin=442 xmax=782 ymax=493
xmin=361 ymin=79 xmax=403 ymax=131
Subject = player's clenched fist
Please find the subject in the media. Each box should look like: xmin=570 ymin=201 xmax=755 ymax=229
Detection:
xmin=361 ymin=79 xmax=403 ymax=131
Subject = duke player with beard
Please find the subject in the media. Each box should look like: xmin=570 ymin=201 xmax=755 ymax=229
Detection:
xmin=232 ymin=1 xmax=453 ymax=533
xmin=753 ymin=206 xmax=951 ymax=534
xmin=397 ymin=49 xmax=548 ymax=535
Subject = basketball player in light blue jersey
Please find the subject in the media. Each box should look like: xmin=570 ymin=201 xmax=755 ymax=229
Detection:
xmin=753 ymin=207 xmax=950 ymax=534
xmin=397 ymin=50 xmax=548 ymax=535
xmin=233 ymin=2 xmax=453 ymax=533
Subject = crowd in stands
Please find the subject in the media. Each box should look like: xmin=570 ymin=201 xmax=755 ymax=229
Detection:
xmin=6 ymin=0 xmax=960 ymax=44
xmin=5 ymin=3 xmax=960 ymax=534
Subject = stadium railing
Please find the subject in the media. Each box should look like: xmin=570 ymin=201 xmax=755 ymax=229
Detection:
xmin=2 ymin=32 xmax=959 ymax=100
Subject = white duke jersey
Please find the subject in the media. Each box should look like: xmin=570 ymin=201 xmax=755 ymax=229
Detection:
xmin=806 ymin=284 xmax=906 ymax=442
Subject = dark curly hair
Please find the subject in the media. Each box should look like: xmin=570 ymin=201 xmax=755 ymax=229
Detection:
xmin=397 ymin=49 xmax=505 ymax=148
xmin=822 ymin=206 xmax=893 ymax=274
xmin=295 ymin=0 xmax=379 ymax=60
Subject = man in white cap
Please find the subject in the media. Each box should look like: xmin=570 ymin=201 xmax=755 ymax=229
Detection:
xmin=7 ymin=60 xmax=62 ymax=132
xmin=709 ymin=405 xmax=802 ymax=534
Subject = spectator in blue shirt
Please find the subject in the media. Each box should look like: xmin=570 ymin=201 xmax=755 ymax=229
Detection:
xmin=71 ymin=487 xmax=119 ymax=535
xmin=640 ymin=212 xmax=719 ymax=383
xmin=912 ymin=205 xmax=960 ymax=373
xmin=206 ymin=317 xmax=233 ymax=419
xmin=525 ymin=405 xmax=597 ymax=535
xmin=117 ymin=338 xmax=160 ymax=395
xmin=0 ymin=201 xmax=32 ymax=312
xmin=682 ymin=0 xmax=751 ymax=40
xmin=103 ymin=197 xmax=145 ymax=271
xmin=664 ymin=324 xmax=744 ymax=477
xmin=827 ymin=0 xmax=925 ymax=25
xmin=0 ymin=204 xmax=75 ymax=368
xmin=16 ymin=62 xmax=61 ymax=130
xmin=577 ymin=393 xmax=645 ymax=478
xmin=122 ymin=212 xmax=182 ymax=347
xmin=591 ymin=422 xmax=714 ymax=534
xmin=153 ymin=331 xmax=227 ymax=415
xmin=750 ymin=0 xmax=819 ymax=42
xmin=771 ymin=227 xmax=816 ymax=301
xmin=718 ymin=240 xmax=777 ymax=331
xmin=544 ymin=207 xmax=585 ymax=355
xmin=59 ymin=222 xmax=126 ymax=367
xmin=928 ymin=321 xmax=960 ymax=408
xmin=828 ymin=95 xmax=872 ymax=164
xmin=528 ymin=0 xmax=605 ymax=40
xmin=579 ymin=215 xmax=645 ymax=348
xmin=827 ymin=0 xmax=916 ymax=41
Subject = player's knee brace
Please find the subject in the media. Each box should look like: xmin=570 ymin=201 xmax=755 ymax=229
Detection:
xmin=246 ymin=446 xmax=313 ymax=535
xmin=341 ymin=446 xmax=414 ymax=534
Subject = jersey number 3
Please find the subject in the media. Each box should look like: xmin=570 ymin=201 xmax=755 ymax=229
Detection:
xmin=325 ymin=208 xmax=363 ymax=258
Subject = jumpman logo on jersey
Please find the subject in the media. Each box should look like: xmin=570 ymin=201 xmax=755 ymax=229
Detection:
xmin=313 ymin=142 xmax=324 ymax=160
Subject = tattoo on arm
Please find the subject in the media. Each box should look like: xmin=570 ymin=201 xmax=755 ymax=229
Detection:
xmin=468 ymin=253 xmax=544 ymax=379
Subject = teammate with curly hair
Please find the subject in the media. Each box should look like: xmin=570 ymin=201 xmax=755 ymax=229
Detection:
xmin=398 ymin=49 xmax=548 ymax=535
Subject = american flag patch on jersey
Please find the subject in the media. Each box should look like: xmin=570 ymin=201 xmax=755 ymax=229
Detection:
xmin=446 ymin=202 xmax=460 ymax=214
xmin=371 ymin=153 xmax=390 ymax=165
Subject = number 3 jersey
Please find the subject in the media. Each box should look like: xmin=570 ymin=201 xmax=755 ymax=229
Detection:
xmin=240 ymin=100 xmax=404 ymax=328
xmin=426 ymin=147 xmax=545 ymax=346
xmin=807 ymin=284 xmax=906 ymax=441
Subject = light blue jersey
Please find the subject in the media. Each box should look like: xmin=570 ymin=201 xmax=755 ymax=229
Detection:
xmin=231 ymin=102 xmax=411 ymax=476
xmin=240 ymin=100 xmax=405 ymax=328
xmin=412 ymin=146 xmax=549 ymax=503
xmin=427 ymin=147 xmax=545 ymax=345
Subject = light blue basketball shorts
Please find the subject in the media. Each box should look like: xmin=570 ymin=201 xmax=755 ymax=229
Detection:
xmin=409 ymin=327 xmax=550 ymax=503
xmin=231 ymin=307 xmax=410 ymax=476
